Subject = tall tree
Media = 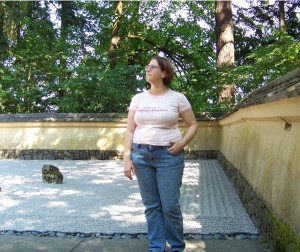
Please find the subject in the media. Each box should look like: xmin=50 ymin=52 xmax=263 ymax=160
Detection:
xmin=0 ymin=3 xmax=8 ymax=62
xmin=108 ymin=0 xmax=123 ymax=68
xmin=279 ymin=0 xmax=286 ymax=34
xmin=0 ymin=1 xmax=57 ymax=113
xmin=56 ymin=1 xmax=75 ymax=97
xmin=215 ymin=0 xmax=235 ymax=105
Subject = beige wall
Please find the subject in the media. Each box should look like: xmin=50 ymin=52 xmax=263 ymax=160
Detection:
xmin=219 ymin=96 xmax=300 ymax=235
xmin=180 ymin=120 xmax=220 ymax=151
xmin=0 ymin=120 xmax=220 ymax=152
xmin=0 ymin=121 xmax=128 ymax=152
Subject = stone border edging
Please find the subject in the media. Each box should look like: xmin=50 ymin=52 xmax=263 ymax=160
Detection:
xmin=0 ymin=230 xmax=260 ymax=241
xmin=0 ymin=149 xmax=218 ymax=160
xmin=217 ymin=151 xmax=273 ymax=248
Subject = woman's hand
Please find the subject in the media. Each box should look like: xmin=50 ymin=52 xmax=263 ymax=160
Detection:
xmin=124 ymin=160 xmax=135 ymax=180
xmin=123 ymin=110 xmax=136 ymax=180
xmin=168 ymin=140 xmax=185 ymax=155
xmin=168 ymin=110 xmax=198 ymax=155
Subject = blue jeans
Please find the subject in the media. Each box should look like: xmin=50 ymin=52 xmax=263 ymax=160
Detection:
xmin=131 ymin=143 xmax=185 ymax=252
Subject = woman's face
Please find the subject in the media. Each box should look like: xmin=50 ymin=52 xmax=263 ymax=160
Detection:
xmin=145 ymin=59 xmax=165 ymax=85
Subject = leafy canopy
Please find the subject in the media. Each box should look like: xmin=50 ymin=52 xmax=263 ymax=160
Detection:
xmin=0 ymin=0 xmax=299 ymax=114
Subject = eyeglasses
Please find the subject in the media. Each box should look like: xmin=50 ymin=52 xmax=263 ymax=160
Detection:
xmin=145 ymin=64 xmax=160 ymax=71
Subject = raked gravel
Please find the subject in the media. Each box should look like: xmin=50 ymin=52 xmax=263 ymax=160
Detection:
xmin=0 ymin=160 xmax=258 ymax=239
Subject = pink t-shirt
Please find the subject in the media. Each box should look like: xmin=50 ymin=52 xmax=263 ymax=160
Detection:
xmin=129 ymin=89 xmax=192 ymax=146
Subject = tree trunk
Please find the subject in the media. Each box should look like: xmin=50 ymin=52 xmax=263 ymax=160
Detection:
xmin=279 ymin=0 xmax=286 ymax=34
xmin=127 ymin=1 xmax=140 ymax=65
xmin=109 ymin=0 xmax=123 ymax=68
xmin=215 ymin=0 xmax=235 ymax=105
xmin=60 ymin=1 xmax=73 ymax=63
xmin=0 ymin=3 xmax=7 ymax=62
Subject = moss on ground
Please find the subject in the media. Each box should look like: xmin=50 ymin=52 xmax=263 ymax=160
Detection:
xmin=269 ymin=212 xmax=300 ymax=252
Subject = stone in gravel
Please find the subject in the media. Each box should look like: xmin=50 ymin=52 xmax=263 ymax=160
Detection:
xmin=49 ymin=231 xmax=56 ymax=237
xmin=56 ymin=232 xmax=66 ymax=237
xmin=235 ymin=234 xmax=247 ymax=240
xmin=5 ymin=230 xmax=15 ymax=235
xmin=137 ymin=234 xmax=147 ymax=240
xmin=104 ymin=235 xmax=114 ymax=239
xmin=225 ymin=234 xmax=234 ymax=240
xmin=194 ymin=235 xmax=203 ymax=240
xmin=185 ymin=234 xmax=194 ymax=240
xmin=203 ymin=235 xmax=214 ymax=240
xmin=113 ymin=234 xmax=122 ymax=239
xmin=250 ymin=234 xmax=259 ymax=240
xmin=122 ymin=234 xmax=132 ymax=239
xmin=213 ymin=233 xmax=224 ymax=240
xmin=42 ymin=164 xmax=63 ymax=184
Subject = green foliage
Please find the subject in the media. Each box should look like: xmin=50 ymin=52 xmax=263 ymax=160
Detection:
xmin=234 ymin=0 xmax=300 ymax=65
xmin=269 ymin=212 xmax=300 ymax=252
xmin=0 ymin=1 xmax=57 ymax=113
xmin=0 ymin=1 xmax=299 ymax=114
xmin=57 ymin=63 xmax=144 ymax=113
xmin=228 ymin=35 xmax=300 ymax=101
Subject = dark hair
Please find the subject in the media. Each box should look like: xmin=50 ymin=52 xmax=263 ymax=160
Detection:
xmin=150 ymin=56 xmax=174 ymax=86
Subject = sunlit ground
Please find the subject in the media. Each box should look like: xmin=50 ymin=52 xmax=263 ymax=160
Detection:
xmin=0 ymin=160 xmax=257 ymax=235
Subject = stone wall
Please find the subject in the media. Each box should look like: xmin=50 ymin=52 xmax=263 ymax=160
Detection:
xmin=0 ymin=149 xmax=122 ymax=160
xmin=217 ymin=152 xmax=273 ymax=242
xmin=0 ymin=149 xmax=218 ymax=160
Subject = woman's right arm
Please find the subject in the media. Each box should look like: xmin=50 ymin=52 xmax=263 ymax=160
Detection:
xmin=123 ymin=110 xmax=136 ymax=180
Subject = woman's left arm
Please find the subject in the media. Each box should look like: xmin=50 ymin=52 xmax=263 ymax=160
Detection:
xmin=169 ymin=109 xmax=198 ymax=155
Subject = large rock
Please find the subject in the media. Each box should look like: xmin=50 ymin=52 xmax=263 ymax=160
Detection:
xmin=42 ymin=164 xmax=63 ymax=184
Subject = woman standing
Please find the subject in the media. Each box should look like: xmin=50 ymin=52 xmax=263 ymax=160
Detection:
xmin=124 ymin=56 xmax=198 ymax=252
